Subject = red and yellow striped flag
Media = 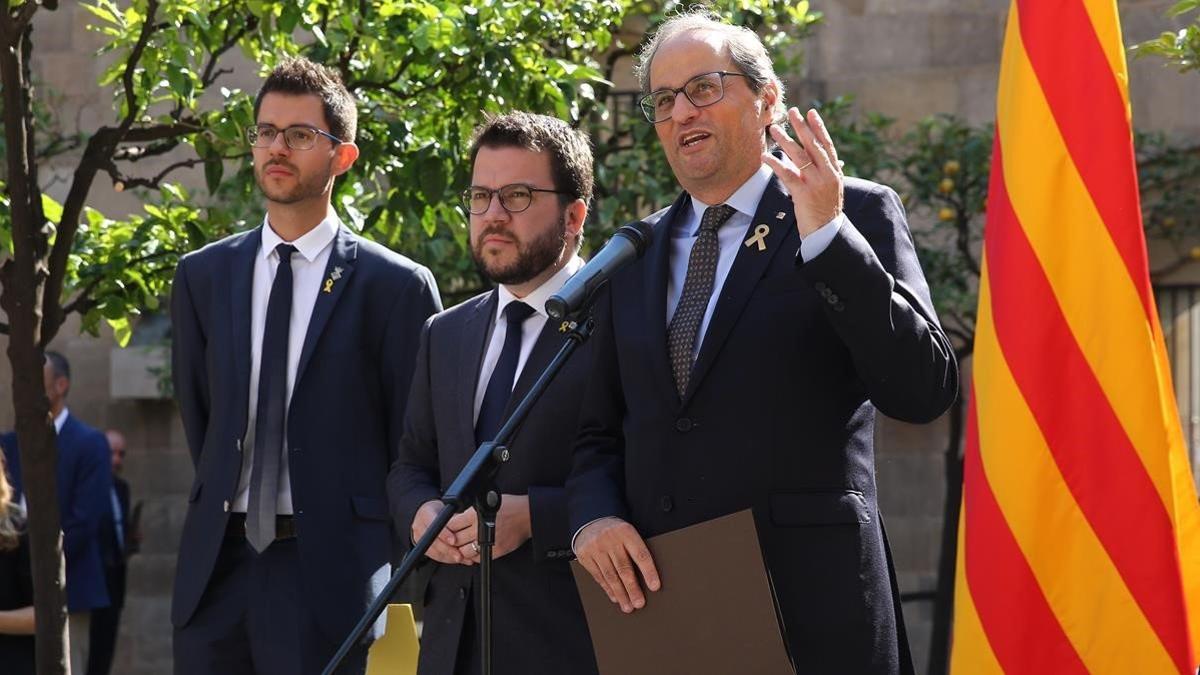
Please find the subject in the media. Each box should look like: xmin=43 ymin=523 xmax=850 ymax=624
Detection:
xmin=951 ymin=1 xmax=1200 ymax=673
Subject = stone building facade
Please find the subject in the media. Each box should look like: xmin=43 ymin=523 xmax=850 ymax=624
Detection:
xmin=12 ymin=2 xmax=1199 ymax=673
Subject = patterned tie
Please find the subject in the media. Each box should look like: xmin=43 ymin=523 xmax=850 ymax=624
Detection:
xmin=475 ymin=301 xmax=536 ymax=445
xmin=247 ymin=243 xmax=296 ymax=553
xmin=668 ymin=204 xmax=736 ymax=398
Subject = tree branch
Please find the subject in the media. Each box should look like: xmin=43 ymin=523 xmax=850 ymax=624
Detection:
xmin=116 ymin=0 xmax=161 ymax=134
xmin=199 ymin=15 xmax=256 ymax=87
xmin=47 ymin=118 xmax=195 ymax=341
xmin=113 ymin=138 xmax=183 ymax=162
xmin=9 ymin=1 xmax=38 ymax=38
xmin=102 ymin=152 xmax=246 ymax=191
xmin=59 ymin=250 xmax=180 ymax=321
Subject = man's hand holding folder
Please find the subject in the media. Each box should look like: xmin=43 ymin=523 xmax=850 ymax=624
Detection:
xmin=574 ymin=517 xmax=662 ymax=613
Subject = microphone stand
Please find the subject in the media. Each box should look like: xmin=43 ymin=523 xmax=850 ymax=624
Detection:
xmin=322 ymin=312 xmax=597 ymax=675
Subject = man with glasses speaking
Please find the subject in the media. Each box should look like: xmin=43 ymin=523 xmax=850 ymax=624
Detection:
xmin=170 ymin=57 xmax=442 ymax=673
xmin=388 ymin=112 xmax=598 ymax=675
xmin=566 ymin=10 xmax=957 ymax=674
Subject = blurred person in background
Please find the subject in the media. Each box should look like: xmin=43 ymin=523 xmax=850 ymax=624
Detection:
xmin=0 ymin=450 xmax=35 ymax=674
xmin=88 ymin=429 xmax=139 ymax=675
xmin=1 ymin=350 xmax=113 ymax=672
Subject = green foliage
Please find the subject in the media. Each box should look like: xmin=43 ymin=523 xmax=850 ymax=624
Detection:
xmin=814 ymin=97 xmax=1200 ymax=354
xmin=5 ymin=0 xmax=823 ymax=336
xmin=1137 ymin=131 xmax=1200 ymax=253
xmin=46 ymin=0 xmax=820 ymax=312
xmin=1132 ymin=0 xmax=1200 ymax=73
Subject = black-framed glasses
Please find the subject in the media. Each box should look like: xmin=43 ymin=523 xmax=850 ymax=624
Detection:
xmin=246 ymin=124 xmax=343 ymax=150
xmin=462 ymin=183 xmax=569 ymax=215
xmin=639 ymin=71 xmax=749 ymax=124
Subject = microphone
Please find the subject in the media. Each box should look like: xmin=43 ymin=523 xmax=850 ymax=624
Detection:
xmin=546 ymin=221 xmax=654 ymax=320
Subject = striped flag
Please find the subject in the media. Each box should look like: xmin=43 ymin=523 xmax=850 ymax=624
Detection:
xmin=951 ymin=1 xmax=1200 ymax=673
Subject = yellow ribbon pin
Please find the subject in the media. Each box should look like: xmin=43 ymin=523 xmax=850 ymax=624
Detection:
xmin=323 ymin=278 xmax=334 ymax=293
xmin=744 ymin=224 xmax=770 ymax=252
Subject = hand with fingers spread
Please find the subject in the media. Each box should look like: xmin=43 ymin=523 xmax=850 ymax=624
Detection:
xmin=574 ymin=517 xmax=661 ymax=614
xmin=762 ymin=107 xmax=845 ymax=238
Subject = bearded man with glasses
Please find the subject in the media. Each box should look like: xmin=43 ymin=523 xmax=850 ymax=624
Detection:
xmin=566 ymin=10 xmax=957 ymax=674
xmin=388 ymin=111 xmax=599 ymax=675
xmin=170 ymin=57 xmax=442 ymax=674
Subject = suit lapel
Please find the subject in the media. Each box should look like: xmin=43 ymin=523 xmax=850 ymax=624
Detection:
xmin=294 ymin=226 xmax=357 ymax=391
xmin=645 ymin=193 xmax=690 ymax=405
xmin=684 ymin=177 xmax=796 ymax=405
xmin=229 ymin=228 xmax=261 ymax=434
xmin=457 ymin=292 xmax=496 ymax=453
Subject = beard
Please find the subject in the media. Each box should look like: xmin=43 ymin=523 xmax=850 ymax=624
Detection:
xmin=472 ymin=214 xmax=568 ymax=286
xmin=254 ymin=158 xmax=333 ymax=204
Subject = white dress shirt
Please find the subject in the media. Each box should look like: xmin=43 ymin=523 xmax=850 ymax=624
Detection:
xmin=666 ymin=163 xmax=843 ymax=360
xmin=232 ymin=214 xmax=339 ymax=515
xmin=473 ymin=256 xmax=585 ymax=423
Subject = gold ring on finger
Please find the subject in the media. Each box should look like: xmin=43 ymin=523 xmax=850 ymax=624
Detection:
xmin=471 ymin=541 xmax=479 ymax=553
xmin=798 ymin=161 xmax=814 ymax=171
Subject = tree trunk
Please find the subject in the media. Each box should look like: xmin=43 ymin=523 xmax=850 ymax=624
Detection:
xmin=0 ymin=15 xmax=69 ymax=675
xmin=927 ymin=390 xmax=966 ymax=675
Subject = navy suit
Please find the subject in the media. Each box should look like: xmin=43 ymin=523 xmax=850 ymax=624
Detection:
xmin=388 ymin=291 xmax=598 ymax=675
xmin=170 ymin=224 xmax=441 ymax=673
xmin=567 ymin=176 xmax=958 ymax=674
xmin=1 ymin=414 xmax=113 ymax=613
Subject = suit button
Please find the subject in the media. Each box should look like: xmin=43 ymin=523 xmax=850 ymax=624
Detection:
xmin=834 ymin=302 xmax=846 ymax=312
xmin=659 ymin=496 xmax=674 ymax=513
xmin=292 ymin=446 xmax=300 ymax=454
xmin=222 ymin=500 xmax=230 ymax=512
xmin=814 ymin=282 xmax=827 ymax=292
xmin=827 ymin=293 xmax=840 ymax=304
xmin=674 ymin=418 xmax=694 ymax=432
xmin=458 ymin=587 xmax=468 ymax=600
xmin=235 ymin=439 xmax=243 ymax=453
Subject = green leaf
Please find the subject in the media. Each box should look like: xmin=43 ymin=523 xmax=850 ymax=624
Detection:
xmin=42 ymin=193 xmax=64 ymax=225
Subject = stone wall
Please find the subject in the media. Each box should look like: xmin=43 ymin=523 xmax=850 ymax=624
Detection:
xmin=12 ymin=2 xmax=1200 ymax=673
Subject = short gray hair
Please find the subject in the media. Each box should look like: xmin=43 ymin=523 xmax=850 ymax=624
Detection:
xmin=634 ymin=9 xmax=787 ymax=124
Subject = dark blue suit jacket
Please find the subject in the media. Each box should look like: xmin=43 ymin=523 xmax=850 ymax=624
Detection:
xmin=170 ymin=223 xmax=441 ymax=642
xmin=567 ymin=176 xmax=958 ymax=674
xmin=388 ymin=290 xmax=598 ymax=675
xmin=2 ymin=414 xmax=114 ymax=612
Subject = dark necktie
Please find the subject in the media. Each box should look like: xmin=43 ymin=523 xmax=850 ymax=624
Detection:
xmin=247 ymin=243 xmax=297 ymax=552
xmin=668 ymin=204 xmax=736 ymax=398
xmin=475 ymin=301 xmax=535 ymax=445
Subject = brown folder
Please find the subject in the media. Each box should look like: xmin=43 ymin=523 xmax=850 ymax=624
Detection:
xmin=570 ymin=509 xmax=795 ymax=675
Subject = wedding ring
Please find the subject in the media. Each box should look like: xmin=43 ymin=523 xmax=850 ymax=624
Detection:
xmin=797 ymin=161 xmax=814 ymax=171
xmin=471 ymin=541 xmax=480 ymax=553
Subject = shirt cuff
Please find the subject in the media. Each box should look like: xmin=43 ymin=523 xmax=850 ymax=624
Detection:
xmin=799 ymin=212 xmax=846 ymax=262
xmin=570 ymin=516 xmax=623 ymax=556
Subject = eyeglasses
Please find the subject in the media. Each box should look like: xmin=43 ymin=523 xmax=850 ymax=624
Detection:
xmin=246 ymin=124 xmax=343 ymax=150
xmin=462 ymin=183 xmax=570 ymax=215
xmin=639 ymin=71 xmax=750 ymax=124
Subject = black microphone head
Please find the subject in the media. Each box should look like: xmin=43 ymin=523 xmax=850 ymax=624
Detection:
xmin=613 ymin=221 xmax=653 ymax=257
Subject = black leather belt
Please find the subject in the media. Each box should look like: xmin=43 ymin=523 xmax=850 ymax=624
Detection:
xmin=226 ymin=513 xmax=297 ymax=540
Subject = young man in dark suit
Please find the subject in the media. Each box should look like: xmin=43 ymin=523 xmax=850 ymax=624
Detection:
xmin=388 ymin=112 xmax=598 ymax=675
xmin=567 ymin=11 xmax=958 ymax=674
xmin=1 ymin=351 xmax=113 ymax=673
xmin=170 ymin=58 xmax=442 ymax=674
